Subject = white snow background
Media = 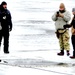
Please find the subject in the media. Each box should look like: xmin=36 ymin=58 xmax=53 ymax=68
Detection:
xmin=0 ymin=0 xmax=75 ymax=75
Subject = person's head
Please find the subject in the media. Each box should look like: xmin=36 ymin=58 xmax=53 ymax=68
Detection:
xmin=1 ymin=1 xmax=7 ymax=9
xmin=59 ymin=3 xmax=65 ymax=13
xmin=72 ymin=8 xmax=75 ymax=15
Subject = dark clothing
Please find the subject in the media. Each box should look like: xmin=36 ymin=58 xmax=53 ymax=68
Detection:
xmin=71 ymin=17 xmax=75 ymax=57
xmin=64 ymin=16 xmax=75 ymax=29
xmin=0 ymin=8 xmax=12 ymax=53
xmin=71 ymin=17 xmax=75 ymax=28
xmin=63 ymin=16 xmax=75 ymax=57
xmin=0 ymin=9 xmax=12 ymax=31
xmin=71 ymin=35 xmax=75 ymax=56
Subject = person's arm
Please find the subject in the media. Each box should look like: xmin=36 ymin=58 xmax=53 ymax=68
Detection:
xmin=63 ymin=11 xmax=71 ymax=22
xmin=8 ymin=10 xmax=12 ymax=31
xmin=52 ymin=12 xmax=58 ymax=21
xmin=63 ymin=18 xmax=73 ymax=29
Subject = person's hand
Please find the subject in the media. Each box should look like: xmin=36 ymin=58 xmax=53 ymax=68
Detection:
xmin=9 ymin=28 xmax=12 ymax=32
xmin=63 ymin=25 xmax=68 ymax=29
xmin=59 ymin=14 xmax=64 ymax=18
xmin=56 ymin=14 xmax=59 ymax=17
xmin=56 ymin=11 xmax=59 ymax=17
xmin=9 ymin=26 xmax=12 ymax=32
xmin=63 ymin=24 xmax=71 ymax=29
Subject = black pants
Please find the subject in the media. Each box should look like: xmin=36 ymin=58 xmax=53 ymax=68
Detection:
xmin=0 ymin=30 xmax=9 ymax=52
xmin=71 ymin=35 xmax=75 ymax=56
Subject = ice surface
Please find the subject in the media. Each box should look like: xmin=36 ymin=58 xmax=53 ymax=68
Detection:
xmin=0 ymin=0 xmax=75 ymax=75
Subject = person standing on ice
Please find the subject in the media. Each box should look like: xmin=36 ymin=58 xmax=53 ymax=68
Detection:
xmin=64 ymin=8 xmax=75 ymax=58
xmin=0 ymin=1 xmax=12 ymax=54
xmin=52 ymin=3 xmax=71 ymax=56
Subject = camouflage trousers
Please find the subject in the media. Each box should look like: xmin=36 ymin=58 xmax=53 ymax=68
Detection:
xmin=58 ymin=30 xmax=70 ymax=51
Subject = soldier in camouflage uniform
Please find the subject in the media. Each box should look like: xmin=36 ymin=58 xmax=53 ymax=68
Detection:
xmin=52 ymin=3 xmax=71 ymax=56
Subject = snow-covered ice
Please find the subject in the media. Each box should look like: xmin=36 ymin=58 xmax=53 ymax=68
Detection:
xmin=0 ymin=0 xmax=75 ymax=75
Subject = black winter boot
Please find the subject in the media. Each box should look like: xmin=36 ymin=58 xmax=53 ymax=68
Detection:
xmin=70 ymin=51 xmax=75 ymax=59
xmin=57 ymin=50 xmax=64 ymax=56
xmin=70 ymin=56 xmax=75 ymax=59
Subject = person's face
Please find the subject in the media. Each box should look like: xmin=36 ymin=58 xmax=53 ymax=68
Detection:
xmin=59 ymin=7 xmax=64 ymax=11
xmin=72 ymin=12 xmax=75 ymax=15
xmin=3 ymin=4 xmax=7 ymax=9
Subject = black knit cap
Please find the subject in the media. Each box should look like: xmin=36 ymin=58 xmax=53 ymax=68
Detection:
xmin=1 ymin=1 xmax=7 ymax=6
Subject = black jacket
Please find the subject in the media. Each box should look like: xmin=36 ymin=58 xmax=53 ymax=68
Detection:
xmin=0 ymin=8 xmax=12 ymax=32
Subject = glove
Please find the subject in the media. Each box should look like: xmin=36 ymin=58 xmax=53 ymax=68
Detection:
xmin=56 ymin=11 xmax=59 ymax=17
xmin=9 ymin=24 xmax=12 ymax=32
xmin=9 ymin=28 xmax=12 ymax=31
xmin=63 ymin=24 xmax=71 ymax=29
xmin=9 ymin=26 xmax=12 ymax=32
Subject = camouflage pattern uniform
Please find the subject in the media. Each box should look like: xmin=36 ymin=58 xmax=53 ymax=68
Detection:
xmin=58 ymin=29 xmax=70 ymax=51
xmin=52 ymin=3 xmax=71 ymax=55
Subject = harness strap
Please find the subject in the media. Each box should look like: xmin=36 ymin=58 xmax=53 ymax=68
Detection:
xmin=57 ymin=29 xmax=68 ymax=34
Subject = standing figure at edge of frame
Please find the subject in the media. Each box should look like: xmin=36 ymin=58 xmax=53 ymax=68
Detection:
xmin=0 ymin=1 xmax=12 ymax=54
xmin=64 ymin=8 xmax=75 ymax=58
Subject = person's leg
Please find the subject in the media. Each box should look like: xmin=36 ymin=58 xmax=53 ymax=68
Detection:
xmin=70 ymin=35 xmax=75 ymax=58
xmin=57 ymin=34 xmax=64 ymax=56
xmin=4 ymin=32 xmax=9 ymax=53
xmin=63 ymin=30 xmax=70 ymax=56
xmin=0 ymin=31 xmax=3 ymax=48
